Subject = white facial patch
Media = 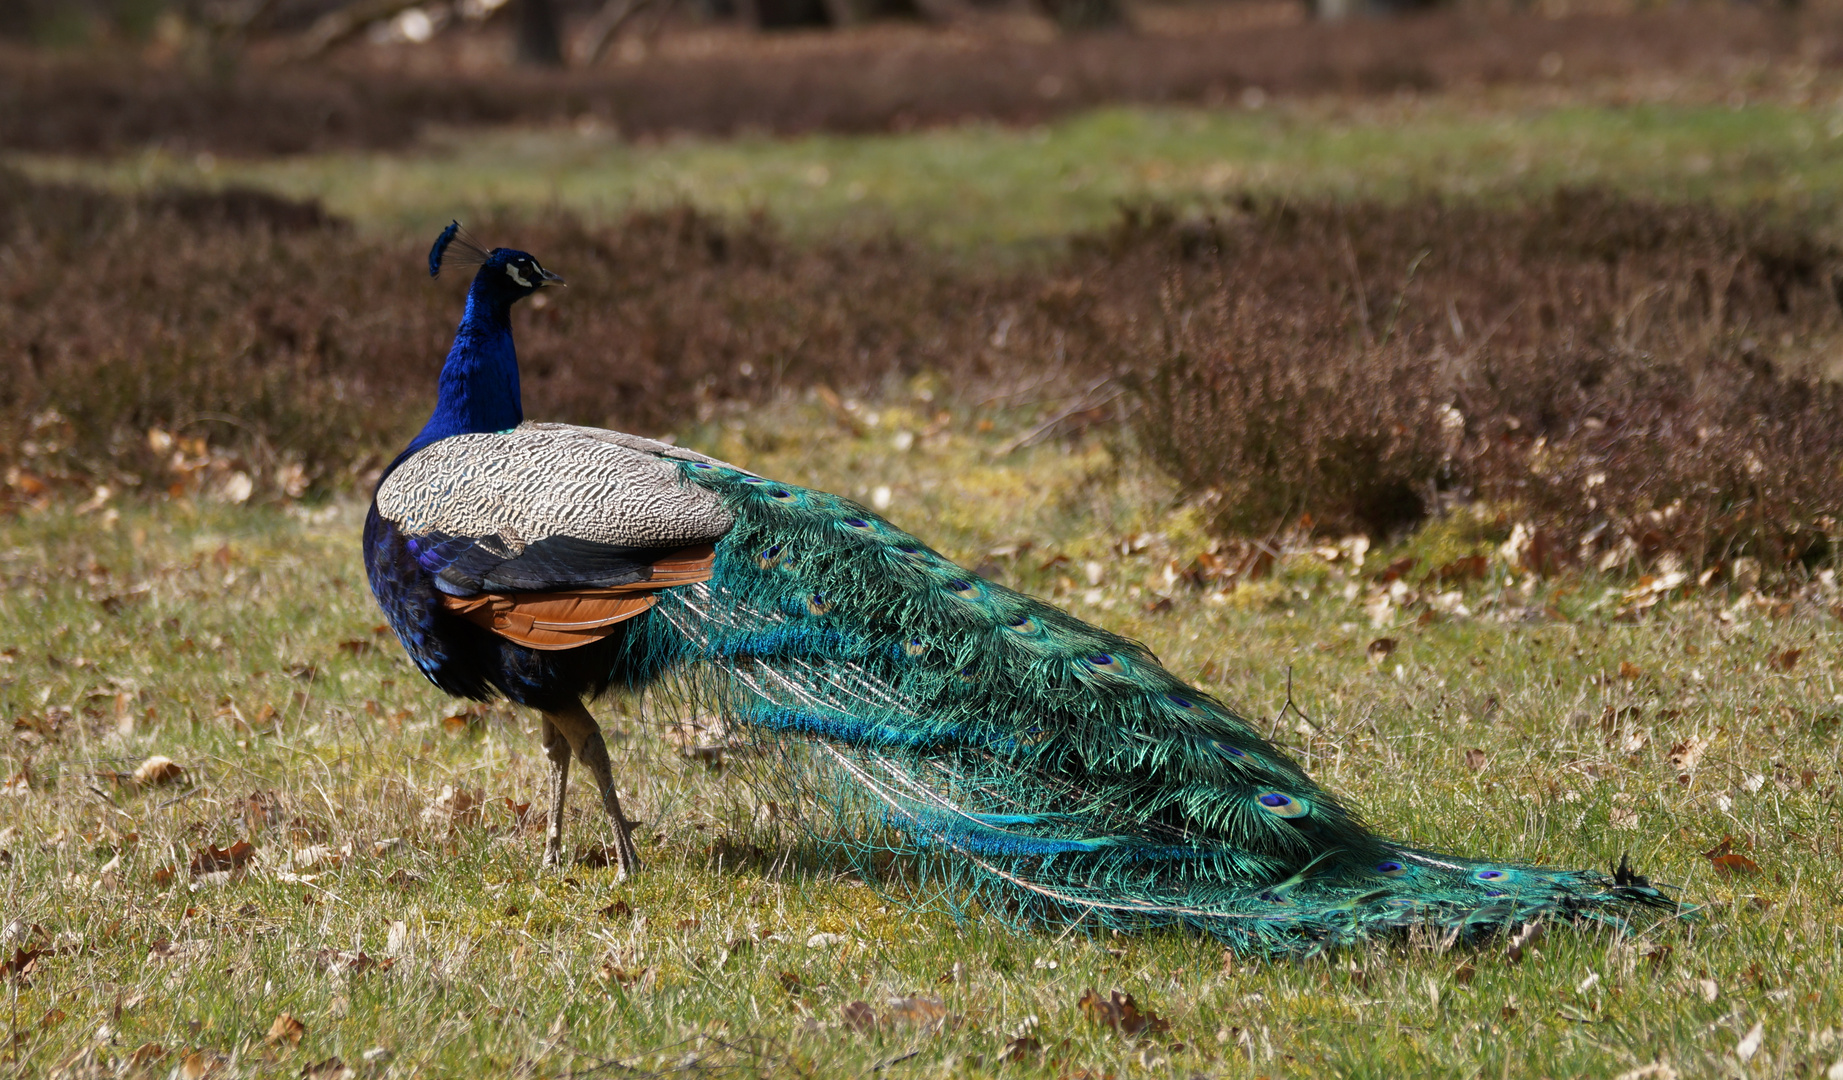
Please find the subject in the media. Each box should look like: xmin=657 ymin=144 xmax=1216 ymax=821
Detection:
xmin=505 ymin=263 xmax=533 ymax=288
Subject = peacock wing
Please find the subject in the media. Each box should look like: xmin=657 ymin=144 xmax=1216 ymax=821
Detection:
xmin=374 ymin=423 xmax=739 ymax=595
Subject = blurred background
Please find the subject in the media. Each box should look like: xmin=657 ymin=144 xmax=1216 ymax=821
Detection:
xmin=3 ymin=0 xmax=1841 ymax=578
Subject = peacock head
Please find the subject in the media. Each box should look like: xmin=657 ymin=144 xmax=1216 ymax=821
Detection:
xmin=427 ymin=221 xmax=563 ymax=304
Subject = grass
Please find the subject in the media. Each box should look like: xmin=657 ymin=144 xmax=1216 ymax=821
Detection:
xmin=6 ymin=402 xmax=1842 ymax=1078
xmin=14 ymin=97 xmax=1843 ymax=250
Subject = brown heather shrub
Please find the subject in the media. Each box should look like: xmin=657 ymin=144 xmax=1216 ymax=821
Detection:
xmin=1113 ymin=193 xmax=1843 ymax=573
xmin=1 ymin=4 xmax=1837 ymax=154
xmin=0 ymin=168 xmax=1052 ymax=499
xmin=5 ymin=168 xmax=1843 ymax=576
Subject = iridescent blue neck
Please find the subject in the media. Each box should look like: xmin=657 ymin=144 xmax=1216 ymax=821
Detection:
xmin=407 ymin=281 xmax=525 ymax=455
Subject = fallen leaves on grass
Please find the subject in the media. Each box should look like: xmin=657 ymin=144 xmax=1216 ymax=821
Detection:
xmin=1703 ymin=835 xmax=1760 ymax=875
xmin=133 ymin=755 xmax=186 ymax=785
xmin=1464 ymin=748 xmax=1488 ymax=772
xmin=266 ymin=1011 xmax=306 ymax=1047
xmin=575 ymin=844 xmax=629 ymax=870
xmin=1077 ymin=989 xmax=1169 ymax=1039
xmin=310 ymin=949 xmax=393 ymax=976
xmin=841 ymin=997 xmax=952 ymax=1033
xmin=420 ymin=785 xmax=482 ymax=828
xmin=188 ymin=840 xmax=255 ymax=877
xmin=1768 ymin=648 xmax=1803 ymax=672
xmin=1365 ymin=638 xmax=1397 ymax=664
xmin=595 ymin=959 xmax=655 ymax=990
xmin=302 ymin=1058 xmax=355 ymax=1080
xmin=1668 ymin=736 xmax=1709 ymax=773
xmin=1 ymin=946 xmax=47 ymax=983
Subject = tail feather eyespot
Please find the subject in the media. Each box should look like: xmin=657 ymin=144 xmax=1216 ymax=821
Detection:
xmin=1375 ymin=860 xmax=1409 ymax=878
xmin=1256 ymin=792 xmax=1308 ymax=819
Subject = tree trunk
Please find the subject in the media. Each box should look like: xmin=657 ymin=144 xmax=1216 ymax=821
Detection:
xmin=515 ymin=0 xmax=565 ymax=66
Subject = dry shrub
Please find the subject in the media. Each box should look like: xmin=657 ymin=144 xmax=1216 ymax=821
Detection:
xmin=0 ymin=168 xmax=1041 ymax=498
xmin=1116 ymin=193 xmax=1843 ymax=573
xmin=8 ymin=166 xmax=1843 ymax=578
xmin=1 ymin=3 xmax=1835 ymax=153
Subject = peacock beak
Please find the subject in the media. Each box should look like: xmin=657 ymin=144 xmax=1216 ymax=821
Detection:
xmin=539 ymin=268 xmax=565 ymax=287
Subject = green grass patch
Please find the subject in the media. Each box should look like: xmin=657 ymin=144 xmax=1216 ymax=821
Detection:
xmin=14 ymin=99 xmax=1843 ymax=250
xmin=5 ymin=405 xmax=1841 ymax=1077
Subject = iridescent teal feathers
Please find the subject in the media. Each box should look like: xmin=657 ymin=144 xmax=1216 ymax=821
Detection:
xmin=605 ymin=461 xmax=1674 ymax=954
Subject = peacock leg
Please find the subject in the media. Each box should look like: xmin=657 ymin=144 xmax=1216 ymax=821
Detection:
xmin=540 ymin=716 xmax=571 ymax=869
xmin=542 ymin=699 xmax=642 ymax=879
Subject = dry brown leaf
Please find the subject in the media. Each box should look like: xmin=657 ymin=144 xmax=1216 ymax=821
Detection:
xmin=1618 ymin=661 xmax=1643 ymax=680
xmin=777 ymin=970 xmax=802 ymax=995
xmin=841 ymin=1000 xmax=877 ymax=1032
xmin=133 ymin=756 xmax=186 ymax=785
xmin=0 ymin=946 xmax=46 ymax=983
xmin=1077 ymin=988 xmax=1170 ymax=1038
xmin=1463 ymin=748 xmax=1488 ymax=772
xmin=310 ymin=949 xmax=392 ymax=975
xmin=883 ymin=997 xmax=949 ymax=1027
xmin=575 ymin=844 xmax=627 ymax=870
xmin=1768 ymin=648 xmax=1803 ymax=673
xmin=1366 ymin=638 xmax=1397 ymax=665
xmin=127 ymin=1043 xmax=167 ymax=1070
xmin=1430 ymin=555 xmax=1489 ymax=584
xmin=302 ymin=1058 xmax=354 ymax=1080
xmin=997 ymin=1035 xmax=1042 ymax=1062
xmin=420 ymin=785 xmax=482 ymax=828
xmin=596 ymin=900 xmax=633 ymax=919
xmin=1703 ymin=835 xmax=1760 ymax=875
xmin=244 ymin=791 xmax=285 ymax=833
xmin=267 ymin=1011 xmax=307 ymax=1047
xmin=1 ymin=770 xmax=31 ymax=798
xmin=594 ymin=960 xmax=654 ymax=990
xmin=1667 ymin=736 xmax=1709 ymax=773
xmin=188 ymin=840 xmax=255 ymax=877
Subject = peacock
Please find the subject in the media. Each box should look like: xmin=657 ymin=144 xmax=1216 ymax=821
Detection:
xmin=363 ymin=223 xmax=1673 ymax=954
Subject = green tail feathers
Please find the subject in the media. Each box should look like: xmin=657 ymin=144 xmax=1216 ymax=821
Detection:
xmin=619 ymin=461 xmax=1676 ymax=954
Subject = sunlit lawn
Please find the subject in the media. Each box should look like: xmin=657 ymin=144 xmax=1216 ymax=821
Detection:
xmin=5 ymin=403 xmax=1841 ymax=1078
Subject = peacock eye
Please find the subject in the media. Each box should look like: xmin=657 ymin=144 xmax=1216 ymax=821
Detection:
xmin=1375 ymin=860 xmax=1407 ymax=878
xmin=1165 ymin=694 xmax=1193 ymax=708
xmin=1256 ymin=792 xmax=1308 ymax=818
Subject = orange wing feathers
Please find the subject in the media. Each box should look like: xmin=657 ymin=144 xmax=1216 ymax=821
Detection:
xmin=439 ymin=543 xmax=715 ymax=650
